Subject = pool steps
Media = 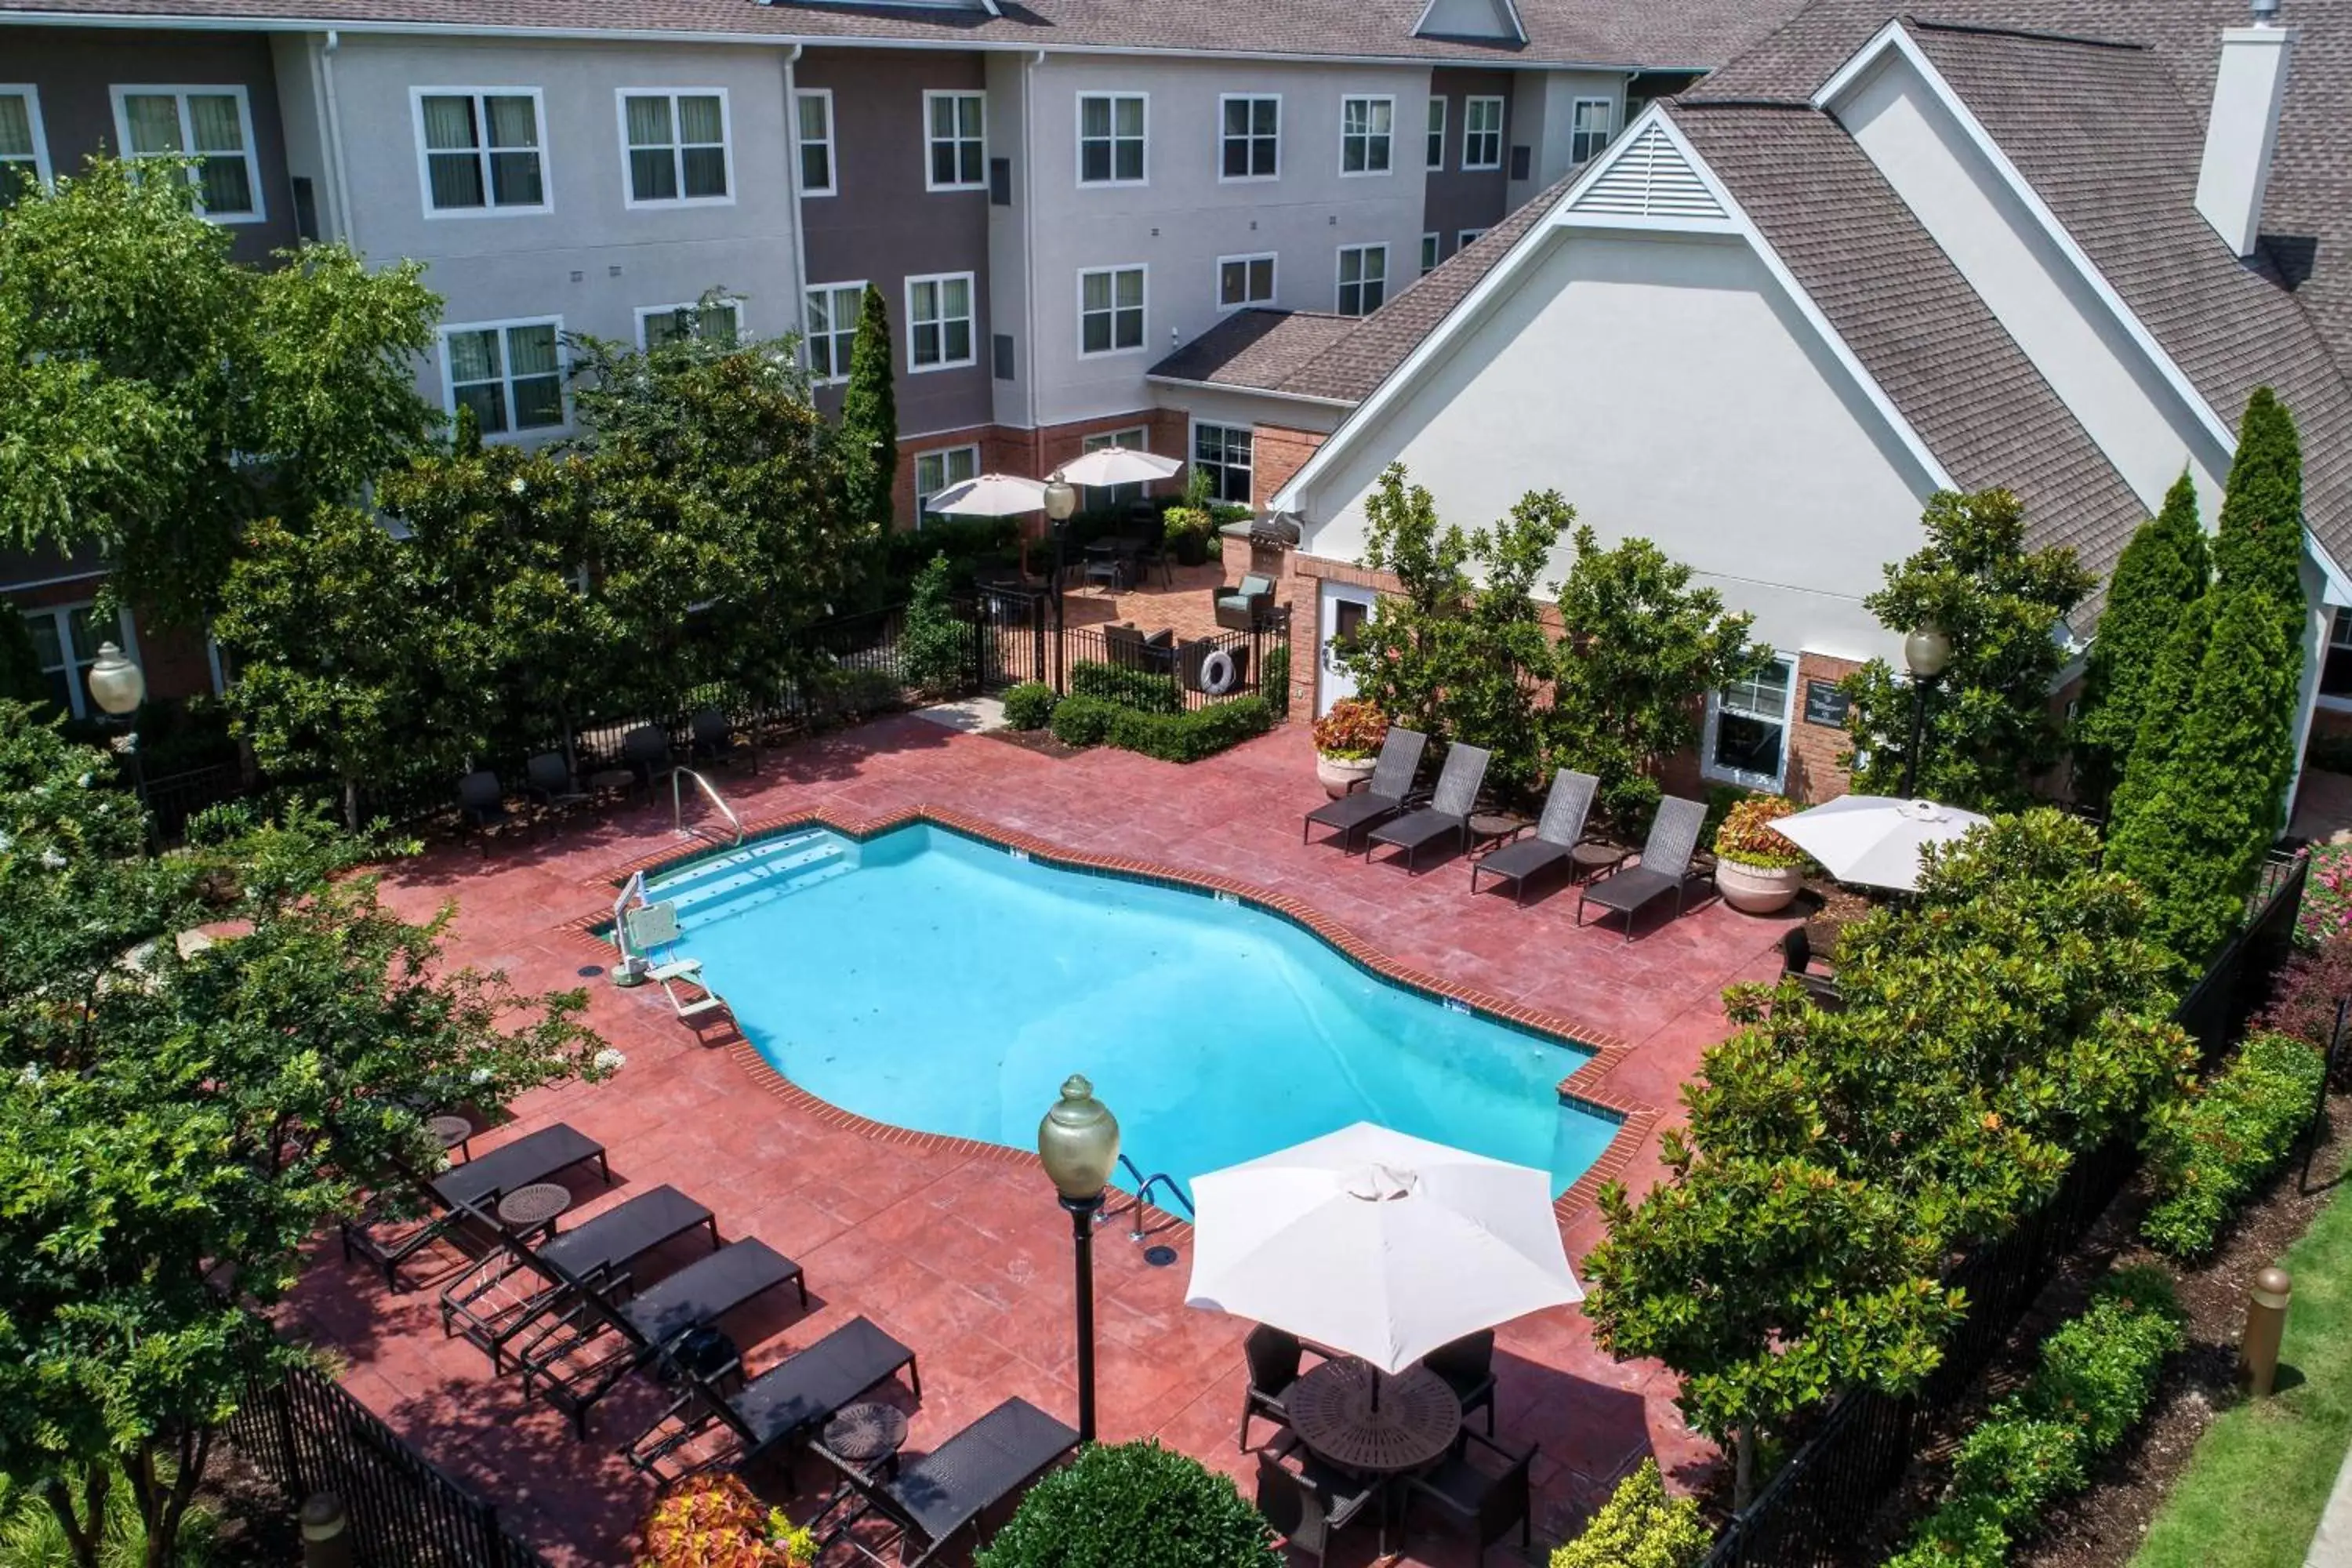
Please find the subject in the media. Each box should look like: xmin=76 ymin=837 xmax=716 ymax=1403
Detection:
xmin=648 ymin=830 xmax=854 ymax=931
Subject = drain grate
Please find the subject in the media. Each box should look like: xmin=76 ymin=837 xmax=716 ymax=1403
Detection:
xmin=1143 ymin=1245 xmax=1179 ymax=1268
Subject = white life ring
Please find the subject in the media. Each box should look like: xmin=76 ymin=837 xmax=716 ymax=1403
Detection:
xmin=1200 ymin=648 xmax=1240 ymax=695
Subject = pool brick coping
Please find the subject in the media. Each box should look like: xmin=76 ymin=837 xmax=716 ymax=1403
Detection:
xmin=554 ymin=802 xmax=1664 ymax=1235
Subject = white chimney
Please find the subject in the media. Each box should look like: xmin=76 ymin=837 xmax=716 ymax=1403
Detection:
xmin=2194 ymin=2 xmax=2296 ymax=258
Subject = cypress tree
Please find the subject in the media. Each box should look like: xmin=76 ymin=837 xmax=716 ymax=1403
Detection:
xmin=2212 ymin=386 xmax=2307 ymax=644
xmin=2074 ymin=474 xmax=2208 ymax=807
xmin=838 ymin=284 xmax=898 ymax=531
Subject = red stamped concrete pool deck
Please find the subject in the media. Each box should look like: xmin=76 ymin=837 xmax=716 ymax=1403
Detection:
xmin=281 ymin=717 xmax=1793 ymax=1566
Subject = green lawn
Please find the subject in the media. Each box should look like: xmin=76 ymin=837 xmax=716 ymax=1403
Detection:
xmin=2133 ymin=1168 xmax=2352 ymax=1568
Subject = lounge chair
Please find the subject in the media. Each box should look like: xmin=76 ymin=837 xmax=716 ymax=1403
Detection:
xmin=822 ymin=1397 xmax=1080 ymax=1566
xmin=688 ymin=709 xmax=757 ymax=776
xmin=441 ymin=1183 xmax=718 ymax=1365
xmin=338 ymin=1123 xmax=610 ymax=1291
xmin=627 ymin=1314 xmax=919 ymax=1482
xmin=1301 ymin=726 xmax=1428 ymax=849
xmin=524 ymin=752 xmax=593 ymax=821
xmin=456 ymin=770 xmax=506 ymax=855
xmin=1254 ymin=1444 xmax=1383 ymax=1566
xmin=619 ymin=901 xmax=731 ymax=1033
xmin=1468 ymin=769 xmax=1601 ymax=903
xmin=1237 ymin=1323 xmax=1307 ymax=1452
xmin=1212 ymin=573 xmax=1276 ymax=632
xmin=619 ymin=724 xmax=675 ymax=798
xmin=1366 ymin=742 xmax=1491 ymax=872
xmin=1403 ymin=1429 xmax=1536 ymax=1555
xmin=1420 ymin=1329 xmax=1497 ymax=1436
xmin=1576 ymin=795 xmax=1711 ymax=942
xmin=1778 ymin=926 xmax=1846 ymax=1012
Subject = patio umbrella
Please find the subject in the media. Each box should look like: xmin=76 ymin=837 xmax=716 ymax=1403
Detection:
xmin=1185 ymin=1123 xmax=1583 ymax=1374
xmin=925 ymin=473 xmax=1049 ymax=517
xmin=1050 ymin=445 xmax=1183 ymax=488
xmin=1773 ymin=793 xmax=1991 ymax=892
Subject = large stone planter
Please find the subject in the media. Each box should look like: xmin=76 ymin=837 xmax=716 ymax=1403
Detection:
xmin=1715 ymin=858 xmax=1803 ymax=915
xmin=1317 ymin=753 xmax=1377 ymax=798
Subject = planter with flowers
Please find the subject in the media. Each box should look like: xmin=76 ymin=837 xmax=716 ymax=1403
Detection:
xmin=638 ymin=1474 xmax=816 ymax=1567
xmin=1713 ymin=794 xmax=1806 ymax=915
xmin=1311 ymin=699 xmax=1389 ymax=797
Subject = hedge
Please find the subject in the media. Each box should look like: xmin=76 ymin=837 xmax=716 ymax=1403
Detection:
xmin=2142 ymin=1031 xmax=2328 ymax=1258
xmin=1001 ymin=681 xmax=1058 ymax=731
xmin=973 ymin=1440 xmax=1280 ymax=1568
xmin=1050 ymin=694 xmax=1115 ymax=747
xmin=1069 ymin=659 xmax=1184 ymax=714
xmin=1551 ymin=1460 xmax=1709 ymax=1568
xmin=1049 ymin=694 xmax=1273 ymax=762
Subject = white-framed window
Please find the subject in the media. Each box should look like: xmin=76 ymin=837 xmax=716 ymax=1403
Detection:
xmin=637 ymin=298 xmax=742 ymax=349
xmin=619 ymin=89 xmax=730 ymax=206
xmin=441 ymin=318 xmax=566 ymax=438
xmin=1457 ymin=227 xmax=1486 ymax=248
xmin=412 ymin=88 xmax=548 ymax=216
xmin=112 ymin=85 xmax=264 ymax=221
xmin=1339 ymin=96 xmax=1392 ymax=176
xmin=1217 ymin=252 xmax=1276 ymax=310
xmin=1425 ymin=96 xmax=1446 ymax=169
xmin=906 ymin=271 xmax=976 ymax=372
xmin=1701 ymin=655 xmax=1796 ymax=789
xmin=924 ymin=91 xmax=985 ymax=191
xmin=1420 ymin=232 xmax=1440 ymax=275
xmin=1219 ymin=94 xmax=1279 ymax=181
xmin=915 ymin=445 xmax=980 ymax=518
xmin=1570 ymin=97 xmax=1614 ymax=164
xmin=1336 ymin=243 xmax=1386 ymax=316
xmin=0 ymin=86 xmax=52 ymax=205
xmin=22 ymin=602 xmax=136 ymax=720
xmin=1192 ymin=422 xmax=1253 ymax=506
xmin=804 ymin=281 xmax=865 ymax=384
xmin=795 ymin=89 xmax=836 ymax=196
xmin=1462 ymin=95 xmax=1504 ymax=170
xmin=1082 ymin=426 xmax=1152 ymax=510
xmin=1077 ymin=93 xmax=1146 ymax=186
xmin=1078 ymin=264 xmax=1146 ymax=357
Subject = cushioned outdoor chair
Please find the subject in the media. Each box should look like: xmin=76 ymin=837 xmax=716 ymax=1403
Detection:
xmin=1403 ymin=1428 xmax=1537 ymax=1555
xmin=1468 ymin=769 xmax=1601 ymax=904
xmin=1254 ymin=1445 xmax=1383 ymax=1567
xmin=1212 ymin=573 xmax=1276 ymax=632
xmin=524 ymin=753 xmax=593 ymax=822
xmin=1237 ymin=1323 xmax=1306 ymax=1452
xmin=1302 ymin=726 xmax=1428 ymax=850
xmin=1366 ymin=742 xmax=1491 ymax=873
xmin=1576 ymin=795 xmax=1711 ymax=942
xmin=688 ymin=709 xmax=758 ymax=776
xmin=619 ymin=724 xmax=676 ymax=799
xmin=1421 ymin=1329 xmax=1498 ymax=1436
xmin=1778 ymin=926 xmax=1846 ymax=1012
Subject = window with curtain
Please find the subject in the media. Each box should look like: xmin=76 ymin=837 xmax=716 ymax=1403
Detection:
xmin=1221 ymin=96 xmax=1278 ymax=180
xmin=1 ymin=89 xmax=48 ymax=205
xmin=1704 ymin=657 xmax=1794 ymax=787
xmin=926 ymin=93 xmax=985 ymax=191
xmin=1078 ymin=266 xmax=1145 ymax=355
xmin=623 ymin=91 xmax=728 ymax=204
xmin=906 ymin=274 xmax=974 ymax=370
xmin=1463 ymin=96 xmax=1504 ymax=169
xmin=1192 ymin=424 xmax=1253 ymax=506
xmin=796 ymin=91 xmax=834 ymax=194
xmin=1077 ymin=93 xmax=1145 ymax=185
xmin=419 ymin=91 xmax=544 ymax=212
xmin=915 ymin=446 xmax=979 ymax=519
xmin=117 ymin=88 xmax=260 ymax=218
xmin=444 ymin=321 xmax=564 ymax=437
xmin=1218 ymin=253 xmax=1275 ymax=309
xmin=804 ymin=282 xmax=863 ymax=383
xmin=1336 ymin=243 xmax=1386 ymax=316
xmin=1340 ymin=96 xmax=1392 ymax=175
xmin=1425 ymin=96 xmax=1445 ymax=169
xmin=1570 ymin=98 xmax=1614 ymax=164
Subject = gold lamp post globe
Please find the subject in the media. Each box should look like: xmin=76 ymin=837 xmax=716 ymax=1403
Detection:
xmin=86 ymin=642 xmax=145 ymax=717
xmin=1037 ymin=1073 xmax=1120 ymax=1202
xmin=1904 ymin=623 xmax=1953 ymax=681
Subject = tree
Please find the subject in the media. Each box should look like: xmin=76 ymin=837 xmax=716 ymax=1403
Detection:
xmin=974 ymin=1441 xmax=1283 ymax=1568
xmin=2212 ymin=387 xmax=2307 ymax=647
xmin=1841 ymin=490 xmax=2092 ymax=811
xmin=900 ymin=553 xmax=971 ymax=695
xmin=837 ymin=285 xmax=898 ymax=532
xmin=2071 ymin=474 xmax=2208 ymax=808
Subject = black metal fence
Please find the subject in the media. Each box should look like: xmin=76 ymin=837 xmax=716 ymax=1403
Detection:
xmin=1702 ymin=851 xmax=2312 ymax=1568
xmin=1058 ymin=612 xmax=1291 ymax=715
xmin=225 ymin=1365 xmax=552 ymax=1568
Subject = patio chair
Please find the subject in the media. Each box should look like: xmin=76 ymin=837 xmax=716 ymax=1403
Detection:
xmin=1212 ymin=573 xmax=1276 ymax=633
xmin=1576 ymin=795 xmax=1711 ymax=942
xmin=1237 ymin=1323 xmax=1306 ymax=1452
xmin=1301 ymin=726 xmax=1428 ymax=850
xmin=1468 ymin=769 xmax=1601 ymax=904
xmin=456 ymin=770 xmax=507 ymax=856
xmin=619 ymin=724 xmax=676 ymax=799
xmin=627 ymin=1315 xmax=918 ymax=1482
xmin=338 ymin=1123 xmax=610 ymax=1291
xmin=688 ymin=709 xmax=758 ymax=776
xmin=1402 ymin=1428 xmax=1536 ymax=1555
xmin=524 ymin=752 xmax=593 ymax=822
xmin=1420 ymin=1329 xmax=1497 ymax=1436
xmin=1254 ymin=1446 xmax=1383 ymax=1567
xmin=819 ymin=1397 xmax=1080 ymax=1567
xmin=1779 ymin=926 xmax=1846 ymax=1013
xmin=1102 ymin=622 xmax=1175 ymax=673
xmin=1365 ymin=742 xmax=1491 ymax=873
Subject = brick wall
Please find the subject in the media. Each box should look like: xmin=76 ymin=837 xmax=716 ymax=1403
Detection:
xmin=1786 ymin=651 xmax=1862 ymax=804
xmin=890 ymin=410 xmax=1190 ymax=529
xmin=1252 ymin=424 xmax=1328 ymax=512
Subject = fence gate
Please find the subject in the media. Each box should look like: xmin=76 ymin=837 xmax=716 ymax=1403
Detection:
xmin=971 ymin=584 xmax=1053 ymax=692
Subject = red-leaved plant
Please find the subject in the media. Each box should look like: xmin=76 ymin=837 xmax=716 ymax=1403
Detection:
xmin=1311 ymin=699 xmax=1389 ymax=760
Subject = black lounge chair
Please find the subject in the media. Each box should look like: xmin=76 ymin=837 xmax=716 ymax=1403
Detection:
xmin=1254 ymin=1444 xmax=1383 ymax=1566
xmin=1301 ymin=726 xmax=1427 ymax=849
xmin=1468 ymin=769 xmax=1601 ymax=903
xmin=1366 ymin=742 xmax=1491 ymax=872
xmin=629 ymin=1314 xmax=919 ymax=1481
xmin=1577 ymin=795 xmax=1711 ymax=942
xmin=688 ymin=709 xmax=758 ymax=775
xmin=1421 ymin=1329 xmax=1498 ymax=1436
xmin=1237 ymin=1323 xmax=1306 ymax=1451
xmin=441 ymin=1184 xmax=719 ymax=1366
xmin=823 ymin=1397 xmax=1080 ymax=1567
xmin=456 ymin=770 xmax=506 ymax=855
xmin=1403 ymin=1428 xmax=1537 ymax=1555
xmin=338 ymin=1123 xmax=610 ymax=1291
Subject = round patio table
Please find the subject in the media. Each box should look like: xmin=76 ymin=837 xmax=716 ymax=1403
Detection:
xmin=822 ymin=1402 xmax=909 ymax=1479
xmin=1285 ymin=1359 xmax=1461 ymax=1475
xmin=427 ymin=1115 xmax=474 ymax=1162
xmin=495 ymin=1181 xmax=571 ymax=1239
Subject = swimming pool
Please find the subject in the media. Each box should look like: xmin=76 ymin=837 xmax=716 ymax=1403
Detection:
xmin=636 ymin=822 xmax=1618 ymax=1197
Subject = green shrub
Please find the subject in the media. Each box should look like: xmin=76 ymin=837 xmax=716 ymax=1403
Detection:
xmin=1001 ymin=682 xmax=1058 ymax=731
xmin=1549 ymin=1460 xmax=1709 ymax=1568
xmin=1163 ymin=506 xmax=1215 ymax=567
xmin=1261 ymin=644 xmax=1290 ymax=718
xmin=1069 ymin=659 xmax=1183 ymax=714
xmin=901 ymin=554 xmax=973 ymax=695
xmin=811 ymin=666 xmax=902 ymax=720
xmin=2143 ymin=1032 xmax=2327 ymax=1257
xmin=974 ymin=1439 xmax=1281 ymax=1568
xmin=1102 ymin=696 xmax=1273 ymax=763
xmin=1050 ymin=694 xmax=1114 ymax=747
xmin=1945 ymin=1418 xmax=2086 ymax=1530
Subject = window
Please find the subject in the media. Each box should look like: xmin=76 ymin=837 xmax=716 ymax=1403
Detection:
xmin=1703 ymin=656 xmax=1795 ymax=789
xmin=1218 ymin=252 xmax=1276 ymax=310
xmin=1570 ymin=97 xmax=1614 ymax=164
xmin=637 ymin=299 xmax=741 ymax=349
xmin=1457 ymin=227 xmax=1486 ymax=248
xmin=414 ymin=89 xmax=546 ymax=214
xmin=915 ymin=445 xmax=980 ymax=518
xmin=925 ymin=92 xmax=985 ymax=191
xmin=1336 ymin=243 xmax=1386 ymax=316
xmin=0 ymin=87 xmax=50 ymax=206
xmin=1425 ymin=96 xmax=1445 ymax=169
xmin=1340 ymin=96 xmax=1392 ymax=176
xmin=1078 ymin=265 xmax=1145 ymax=356
xmin=441 ymin=319 xmax=565 ymax=437
xmin=796 ymin=89 xmax=835 ymax=196
xmin=1462 ymin=95 xmax=1504 ymax=169
xmin=1082 ymin=426 xmax=1151 ymax=510
xmin=114 ymin=86 xmax=263 ymax=220
xmin=1192 ymin=423 xmax=1253 ymax=506
xmin=1420 ymin=233 xmax=1439 ymax=275
xmin=906 ymin=272 xmax=975 ymax=371
xmin=1077 ymin=93 xmax=1145 ymax=185
xmin=22 ymin=603 xmax=132 ymax=720
xmin=1220 ymin=94 xmax=1278 ymax=180
xmin=620 ymin=90 xmax=729 ymax=205
xmin=804 ymin=281 xmax=864 ymax=383
xmin=2321 ymin=608 xmax=2352 ymax=702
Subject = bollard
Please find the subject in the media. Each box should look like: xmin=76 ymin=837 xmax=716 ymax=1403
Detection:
xmin=2241 ymin=1265 xmax=2293 ymax=1397
xmin=299 ymin=1492 xmax=355 ymax=1568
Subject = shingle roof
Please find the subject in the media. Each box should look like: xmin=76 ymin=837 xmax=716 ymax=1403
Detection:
xmin=1147 ymin=310 xmax=1359 ymax=395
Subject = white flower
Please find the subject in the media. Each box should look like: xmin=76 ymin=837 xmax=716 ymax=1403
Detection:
xmin=593 ymin=1047 xmax=628 ymax=1073
xmin=470 ymin=1065 xmax=493 ymax=1084
xmin=76 ymin=772 xmax=93 ymax=788
xmin=18 ymin=1064 xmax=42 ymax=1086
xmin=39 ymin=848 xmax=66 ymax=869
xmin=509 ymin=477 xmax=528 ymax=495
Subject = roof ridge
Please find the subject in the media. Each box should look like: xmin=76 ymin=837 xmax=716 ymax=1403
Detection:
xmin=1903 ymin=15 xmax=2147 ymax=53
xmin=1669 ymin=95 xmax=1817 ymax=110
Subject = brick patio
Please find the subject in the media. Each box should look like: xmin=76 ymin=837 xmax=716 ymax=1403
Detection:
xmin=286 ymin=717 xmax=1793 ymax=1566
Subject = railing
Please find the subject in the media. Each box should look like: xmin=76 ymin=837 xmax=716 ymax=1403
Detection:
xmin=1057 ymin=612 xmax=1290 ymax=716
xmin=671 ymin=768 xmax=744 ymax=845
xmin=1112 ymin=1153 xmax=1196 ymax=1244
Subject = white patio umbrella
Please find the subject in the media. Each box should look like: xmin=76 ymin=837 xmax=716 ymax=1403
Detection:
xmin=1773 ymin=793 xmax=1991 ymax=892
xmin=925 ymin=473 xmax=1049 ymax=517
xmin=1185 ymin=1123 xmax=1583 ymax=1374
xmin=1050 ymin=445 xmax=1183 ymax=489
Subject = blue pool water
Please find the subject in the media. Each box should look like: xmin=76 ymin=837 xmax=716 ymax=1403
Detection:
xmin=639 ymin=824 xmax=1617 ymax=1196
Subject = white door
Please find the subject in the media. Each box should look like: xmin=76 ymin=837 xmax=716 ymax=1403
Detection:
xmin=1316 ymin=580 xmax=1377 ymax=717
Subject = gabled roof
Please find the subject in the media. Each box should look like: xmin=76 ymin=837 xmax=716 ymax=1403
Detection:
xmin=1147 ymin=310 xmax=1360 ymax=399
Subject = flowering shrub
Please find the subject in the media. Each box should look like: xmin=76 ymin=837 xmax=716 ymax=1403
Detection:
xmin=2256 ymin=931 xmax=2352 ymax=1059
xmin=637 ymin=1475 xmax=815 ymax=1568
xmin=1311 ymin=699 xmax=1388 ymax=760
xmin=1712 ymin=795 xmax=1803 ymax=869
xmin=2299 ymin=843 xmax=2352 ymax=947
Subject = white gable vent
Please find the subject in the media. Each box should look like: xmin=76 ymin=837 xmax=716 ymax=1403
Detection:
xmin=1570 ymin=122 xmax=1725 ymax=220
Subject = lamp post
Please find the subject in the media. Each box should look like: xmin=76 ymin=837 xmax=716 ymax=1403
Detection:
xmin=86 ymin=641 xmax=151 ymax=844
xmin=1900 ymin=622 xmax=1951 ymax=799
xmin=1036 ymin=1073 xmax=1119 ymax=1444
xmin=1043 ymin=475 xmax=1079 ymax=688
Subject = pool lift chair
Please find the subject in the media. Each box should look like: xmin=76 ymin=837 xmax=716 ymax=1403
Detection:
xmin=613 ymin=874 xmax=731 ymax=1032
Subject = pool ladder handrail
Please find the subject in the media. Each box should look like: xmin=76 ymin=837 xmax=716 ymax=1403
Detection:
xmin=1108 ymin=1154 xmax=1195 ymax=1243
xmin=671 ymin=767 xmax=745 ymax=846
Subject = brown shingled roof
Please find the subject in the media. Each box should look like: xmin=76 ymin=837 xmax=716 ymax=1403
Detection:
xmin=1147 ymin=310 xmax=1359 ymax=395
